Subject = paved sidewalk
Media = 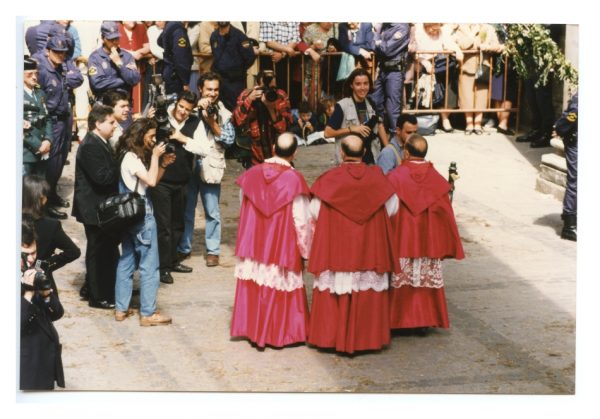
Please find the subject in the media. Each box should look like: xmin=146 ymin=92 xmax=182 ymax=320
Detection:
xmin=45 ymin=130 xmax=575 ymax=393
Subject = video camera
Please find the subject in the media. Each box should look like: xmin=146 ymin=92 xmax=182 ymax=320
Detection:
xmin=21 ymin=259 xmax=53 ymax=292
xmin=143 ymin=74 xmax=178 ymax=147
xmin=23 ymin=102 xmax=47 ymax=131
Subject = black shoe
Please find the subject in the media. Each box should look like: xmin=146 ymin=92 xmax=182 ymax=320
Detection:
xmin=177 ymin=251 xmax=191 ymax=262
xmin=171 ymin=263 xmax=193 ymax=273
xmin=530 ymin=134 xmax=551 ymax=148
xmin=160 ymin=270 xmax=174 ymax=284
xmin=496 ymin=127 xmax=515 ymax=136
xmin=46 ymin=206 xmax=68 ymax=220
xmin=89 ymin=299 xmax=116 ymax=309
xmin=516 ymin=129 xmax=539 ymax=143
xmin=561 ymin=214 xmax=577 ymax=241
xmin=50 ymin=196 xmax=70 ymax=208
xmin=79 ymin=283 xmax=89 ymax=300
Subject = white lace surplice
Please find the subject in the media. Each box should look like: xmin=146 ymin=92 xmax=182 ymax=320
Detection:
xmin=391 ymin=257 xmax=444 ymax=288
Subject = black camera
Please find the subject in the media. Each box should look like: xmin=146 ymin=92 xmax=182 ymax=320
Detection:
xmin=206 ymin=103 xmax=219 ymax=117
xmin=259 ymin=75 xmax=278 ymax=102
xmin=21 ymin=259 xmax=53 ymax=292
xmin=23 ymin=102 xmax=47 ymax=130
xmin=144 ymin=74 xmax=178 ymax=143
xmin=157 ymin=139 xmax=176 ymax=154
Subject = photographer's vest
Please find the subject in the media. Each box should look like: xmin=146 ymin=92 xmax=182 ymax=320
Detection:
xmin=196 ymin=102 xmax=231 ymax=184
xmin=160 ymin=115 xmax=201 ymax=185
xmin=334 ymin=97 xmax=376 ymax=164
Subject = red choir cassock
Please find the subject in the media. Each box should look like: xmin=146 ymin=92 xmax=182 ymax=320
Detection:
xmin=386 ymin=160 xmax=465 ymax=329
xmin=230 ymin=160 xmax=313 ymax=348
xmin=308 ymin=162 xmax=397 ymax=354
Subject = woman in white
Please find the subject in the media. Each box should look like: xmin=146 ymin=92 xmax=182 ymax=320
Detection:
xmin=114 ymin=118 xmax=175 ymax=326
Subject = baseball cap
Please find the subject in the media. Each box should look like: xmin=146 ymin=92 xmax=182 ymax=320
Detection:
xmin=101 ymin=21 xmax=121 ymax=40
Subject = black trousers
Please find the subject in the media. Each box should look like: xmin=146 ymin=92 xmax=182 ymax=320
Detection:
xmin=149 ymin=181 xmax=186 ymax=271
xmin=524 ymin=79 xmax=554 ymax=134
xmin=83 ymin=224 xmax=120 ymax=302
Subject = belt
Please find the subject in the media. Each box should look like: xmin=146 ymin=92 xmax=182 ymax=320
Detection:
xmin=49 ymin=113 xmax=69 ymax=121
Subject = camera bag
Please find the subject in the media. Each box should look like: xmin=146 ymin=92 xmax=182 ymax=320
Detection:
xmin=97 ymin=177 xmax=146 ymax=231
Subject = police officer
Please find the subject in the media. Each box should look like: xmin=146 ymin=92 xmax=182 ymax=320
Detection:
xmin=88 ymin=21 xmax=141 ymax=102
xmin=210 ymin=21 xmax=256 ymax=111
xmin=370 ymin=23 xmax=410 ymax=132
xmin=555 ymin=91 xmax=578 ymax=241
xmin=33 ymin=34 xmax=83 ymax=215
xmin=23 ymin=56 xmax=53 ymax=178
xmin=158 ymin=21 xmax=193 ymax=94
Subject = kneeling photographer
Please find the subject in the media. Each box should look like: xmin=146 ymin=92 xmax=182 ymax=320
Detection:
xmin=178 ymin=72 xmax=235 ymax=268
xmin=20 ymin=220 xmax=65 ymax=390
xmin=148 ymin=90 xmax=209 ymax=284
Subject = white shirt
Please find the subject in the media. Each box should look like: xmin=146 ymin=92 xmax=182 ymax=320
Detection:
xmin=167 ymin=104 xmax=211 ymax=157
xmin=120 ymin=152 xmax=149 ymax=195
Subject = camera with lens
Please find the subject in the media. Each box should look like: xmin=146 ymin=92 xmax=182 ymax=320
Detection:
xmin=143 ymin=74 xmax=178 ymax=143
xmin=23 ymin=102 xmax=47 ymax=131
xmin=206 ymin=103 xmax=219 ymax=117
xmin=21 ymin=259 xmax=53 ymax=292
xmin=258 ymin=74 xmax=278 ymax=103
xmin=157 ymin=139 xmax=176 ymax=154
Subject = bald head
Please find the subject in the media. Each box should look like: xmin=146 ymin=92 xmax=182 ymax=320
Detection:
xmin=274 ymin=132 xmax=298 ymax=159
xmin=340 ymin=135 xmax=365 ymax=160
xmin=404 ymin=133 xmax=428 ymax=158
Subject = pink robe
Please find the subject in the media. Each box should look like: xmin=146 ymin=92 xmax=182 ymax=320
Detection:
xmin=230 ymin=158 xmax=313 ymax=348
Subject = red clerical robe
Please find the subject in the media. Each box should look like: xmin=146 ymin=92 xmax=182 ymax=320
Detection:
xmin=230 ymin=158 xmax=313 ymax=348
xmin=386 ymin=159 xmax=465 ymax=329
xmin=308 ymin=162 xmax=397 ymax=354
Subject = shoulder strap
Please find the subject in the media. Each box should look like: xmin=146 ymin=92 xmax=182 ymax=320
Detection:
xmin=386 ymin=143 xmax=402 ymax=165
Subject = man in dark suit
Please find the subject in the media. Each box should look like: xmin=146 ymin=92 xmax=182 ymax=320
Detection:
xmin=72 ymin=105 xmax=120 ymax=309
xmin=20 ymin=220 xmax=65 ymax=390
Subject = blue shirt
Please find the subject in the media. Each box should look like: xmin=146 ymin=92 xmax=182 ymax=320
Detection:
xmin=32 ymin=51 xmax=83 ymax=116
xmin=210 ymin=26 xmax=256 ymax=77
xmin=372 ymin=23 xmax=410 ymax=60
xmin=88 ymin=46 xmax=141 ymax=97
xmin=376 ymin=136 xmax=403 ymax=175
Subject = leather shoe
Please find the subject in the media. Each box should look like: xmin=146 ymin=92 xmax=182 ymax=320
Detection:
xmin=50 ymin=196 xmax=70 ymax=208
xmin=530 ymin=134 xmax=551 ymax=148
xmin=79 ymin=283 xmax=89 ymax=300
xmin=176 ymin=251 xmax=191 ymax=262
xmin=496 ymin=126 xmax=515 ymax=136
xmin=89 ymin=299 xmax=116 ymax=309
xmin=206 ymin=254 xmax=219 ymax=267
xmin=160 ymin=270 xmax=174 ymax=284
xmin=171 ymin=263 xmax=193 ymax=273
xmin=46 ymin=206 xmax=68 ymax=220
xmin=516 ymin=129 xmax=539 ymax=143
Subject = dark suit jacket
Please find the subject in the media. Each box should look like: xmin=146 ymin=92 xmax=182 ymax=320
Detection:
xmin=72 ymin=132 xmax=119 ymax=225
xmin=20 ymin=293 xmax=65 ymax=390
xmin=34 ymin=216 xmax=81 ymax=293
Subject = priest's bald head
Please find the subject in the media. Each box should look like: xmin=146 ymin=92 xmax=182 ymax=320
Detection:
xmin=273 ymin=132 xmax=298 ymax=161
xmin=340 ymin=135 xmax=365 ymax=162
xmin=403 ymin=133 xmax=428 ymax=160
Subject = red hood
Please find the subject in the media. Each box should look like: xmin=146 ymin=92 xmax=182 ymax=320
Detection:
xmin=236 ymin=163 xmax=309 ymax=217
xmin=311 ymin=163 xmax=394 ymax=224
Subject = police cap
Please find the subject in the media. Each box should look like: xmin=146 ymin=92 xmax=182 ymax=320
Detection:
xmin=46 ymin=34 xmax=69 ymax=52
xmin=101 ymin=21 xmax=121 ymax=40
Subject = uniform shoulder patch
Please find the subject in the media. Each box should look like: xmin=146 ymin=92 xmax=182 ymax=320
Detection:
xmin=88 ymin=66 xmax=97 ymax=75
xmin=566 ymin=112 xmax=577 ymax=122
xmin=178 ymin=37 xmax=187 ymax=48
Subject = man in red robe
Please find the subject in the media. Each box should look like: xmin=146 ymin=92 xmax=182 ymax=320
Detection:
xmin=386 ymin=134 xmax=464 ymax=332
xmin=230 ymin=133 xmax=313 ymax=348
xmin=308 ymin=135 xmax=398 ymax=354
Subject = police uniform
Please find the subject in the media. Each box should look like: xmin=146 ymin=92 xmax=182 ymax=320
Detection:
xmin=158 ymin=21 xmax=193 ymax=94
xmin=33 ymin=35 xmax=83 ymax=205
xmin=87 ymin=22 xmax=141 ymax=100
xmin=210 ymin=24 xmax=256 ymax=111
xmin=23 ymin=58 xmax=53 ymax=176
xmin=555 ymin=92 xmax=578 ymax=240
xmin=369 ymin=23 xmax=410 ymax=131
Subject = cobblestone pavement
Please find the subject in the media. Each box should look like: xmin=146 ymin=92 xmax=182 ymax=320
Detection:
xmin=24 ymin=130 xmax=577 ymax=396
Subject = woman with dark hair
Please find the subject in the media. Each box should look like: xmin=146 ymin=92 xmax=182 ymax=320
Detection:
xmin=22 ymin=175 xmax=80 ymax=295
xmin=324 ymin=67 xmax=388 ymax=164
xmin=114 ymin=118 xmax=176 ymax=326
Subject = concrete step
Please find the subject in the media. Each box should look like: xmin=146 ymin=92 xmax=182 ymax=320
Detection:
xmin=540 ymin=164 xmax=567 ymax=187
xmin=536 ymin=176 xmax=565 ymax=201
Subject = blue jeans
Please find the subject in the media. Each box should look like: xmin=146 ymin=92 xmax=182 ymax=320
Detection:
xmin=178 ymin=158 xmax=221 ymax=256
xmin=115 ymin=183 xmax=160 ymax=317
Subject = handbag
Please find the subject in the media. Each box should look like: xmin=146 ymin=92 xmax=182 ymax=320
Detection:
xmin=96 ymin=177 xmax=146 ymax=231
xmin=475 ymin=50 xmax=491 ymax=85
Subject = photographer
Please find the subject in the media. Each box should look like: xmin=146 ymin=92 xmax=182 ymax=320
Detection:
xmin=233 ymin=70 xmax=293 ymax=166
xmin=22 ymin=175 xmax=81 ymax=295
xmin=23 ymin=56 xmax=53 ymax=178
xmin=178 ymin=72 xmax=235 ymax=268
xmin=149 ymin=91 xmax=209 ymax=284
xmin=20 ymin=220 xmax=65 ymax=390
